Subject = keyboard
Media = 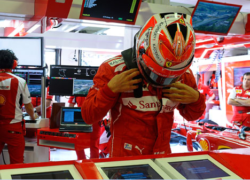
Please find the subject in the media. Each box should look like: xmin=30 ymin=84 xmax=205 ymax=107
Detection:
xmin=59 ymin=126 xmax=93 ymax=132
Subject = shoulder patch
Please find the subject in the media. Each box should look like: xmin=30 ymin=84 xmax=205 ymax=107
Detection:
xmin=108 ymin=58 xmax=124 ymax=67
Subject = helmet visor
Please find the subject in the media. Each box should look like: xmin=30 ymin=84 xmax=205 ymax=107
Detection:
xmin=138 ymin=57 xmax=179 ymax=87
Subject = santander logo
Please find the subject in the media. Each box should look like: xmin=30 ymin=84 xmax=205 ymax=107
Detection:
xmin=123 ymin=97 xmax=178 ymax=112
xmin=139 ymin=100 xmax=161 ymax=109
xmin=123 ymin=97 xmax=161 ymax=112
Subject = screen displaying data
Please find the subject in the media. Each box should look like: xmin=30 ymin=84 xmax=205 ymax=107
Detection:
xmin=81 ymin=0 xmax=141 ymax=24
xmin=28 ymin=84 xmax=41 ymax=97
xmin=12 ymin=170 xmax=74 ymax=179
xmin=169 ymin=159 xmax=230 ymax=179
xmin=192 ymin=1 xmax=241 ymax=34
xmin=50 ymin=66 xmax=98 ymax=96
xmin=61 ymin=108 xmax=86 ymax=125
xmin=101 ymin=164 xmax=163 ymax=179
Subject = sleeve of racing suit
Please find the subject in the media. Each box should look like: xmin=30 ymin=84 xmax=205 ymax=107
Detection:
xmin=81 ymin=63 xmax=120 ymax=124
xmin=176 ymin=69 xmax=206 ymax=121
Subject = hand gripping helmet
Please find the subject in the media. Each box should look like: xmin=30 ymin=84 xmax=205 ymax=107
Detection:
xmin=135 ymin=13 xmax=196 ymax=87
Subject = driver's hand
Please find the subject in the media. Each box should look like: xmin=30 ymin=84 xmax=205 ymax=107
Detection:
xmin=108 ymin=68 xmax=142 ymax=93
xmin=162 ymin=82 xmax=199 ymax=104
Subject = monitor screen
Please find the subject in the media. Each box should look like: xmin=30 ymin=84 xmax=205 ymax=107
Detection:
xmin=13 ymin=68 xmax=44 ymax=84
xmin=234 ymin=67 xmax=250 ymax=86
xmin=101 ymin=164 xmax=163 ymax=179
xmin=28 ymin=84 xmax=41 ymax=97
xmin=169 ymin=159 xmax=230 ymax=179
xmin=11 ymin=170 xmax=74 ymax=179
xmin=49 ymin=65 xmax=98 ymax=96
xmin=191 ymin=0 xmax=242 ymax=35
xmin=0 ymin=37 xmax=43 ymax=67
xmin=73 ymin=79 xmax=94 ymax=96
xmin=13 ymin=68 xmax=44 ymax=97
xmin=79 ymin=0 xmax=142 ymax=25
xmin=61 ymin=108 xmax=86 ymax=125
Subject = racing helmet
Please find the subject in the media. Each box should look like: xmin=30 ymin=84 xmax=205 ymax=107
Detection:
xmin=135 ymin=13 xmax=196 ymax=87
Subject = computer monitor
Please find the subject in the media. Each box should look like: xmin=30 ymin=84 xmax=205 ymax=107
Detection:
xmin=0 ymin=164 xmax=82 ymax=179
xmin=191 ymin=0 xmax=242 ymax=35
xmin=0 ymin=37 xmax=43 ymax=67
xmin=59 ymin=107 xmax=92 ymax=132
xmin=95 ymin=159 xmax=171 ymax=179
xmin=27 ymin=84 xmax=41 ymax=97
xmin=155 ymin=155 xmax=242 ymax=179
xmin=233 ymin=67 xmax=250 ymax=86
xmin=49 ymin=65 xmax=98 ymax=96
xmin=60 ymin=107 xmax=86 ymax=125
xmin=79 ymin=0 xmax=142 ymax=25
xmin=13 ymin=68 xmax=44 ymax=84
xmin=13 ymin=68 xmax=44 ymax=97
xmin=72 ymin=79 xmax=94 ymax=96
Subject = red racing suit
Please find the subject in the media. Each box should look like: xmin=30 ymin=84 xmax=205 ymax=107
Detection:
xmin=228 ymin=85 xmax=250 ymax=126
xmin=81 ymin=55 xmax=206 ymax=157
xmin=68 ymin=96 xmax=101 ymax=159
xmin=0 ymin=71 xmax=31 ymax=164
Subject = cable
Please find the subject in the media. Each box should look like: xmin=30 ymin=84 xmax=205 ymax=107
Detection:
xmin=1 ymin=151 xmax=6 ymax=165
xmin=183 ymin=117 xmax=188 ymax=133
xmin=240 ymin=12 xmax=246 ymax=27
xmin=181 ymin=6 xmax=192 ymax=15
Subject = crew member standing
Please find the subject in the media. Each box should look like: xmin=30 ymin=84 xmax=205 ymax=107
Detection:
xmin=196 ymin=73 xmax=215 ymax=120
xmin=31 ymin=86 xmax=53 ymax=118
xmin=228 ymin=72 xmax=250 ymax=127
xmin=0 ymin=49 xmax=37 ymax=164
xmin=68 ymin=96 xmax=101 ymax=159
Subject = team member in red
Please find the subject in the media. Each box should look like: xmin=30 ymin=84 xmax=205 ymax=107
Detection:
xmin=0 ymin=49 xmax=37 ymax=164
xmin=31 ymin=86 xmax=53 ymax=118
xmin=81 ymin=13 xmax=205 ymax=157
xmin=68 ymin=96 xmax=101 ymax=159
xmin=228 ymin=72 xmax=250 ymax=127
xmin=196 ymin=74 xmax=215 ymax=120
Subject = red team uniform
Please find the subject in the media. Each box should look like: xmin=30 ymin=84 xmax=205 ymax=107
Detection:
xmin=81 ymin=56 xmax=206 ymax=157
xmin=68 ymin=96 xmax=101 ymax=159
xmin=228 ymin=85 xmax=250 ymax=126
xmin=0 ymin=72 xmax=31 ymax=164
xmin=31 ymin=87 xmax=53 ymax=118
xmin=197 ymin=83 xmax=214 ymax=120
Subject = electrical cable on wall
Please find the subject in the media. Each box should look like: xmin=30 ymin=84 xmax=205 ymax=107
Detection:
xmin=2 ymin=151 xmax=6 ymax=165
xmin=200 ymin=50 xmax=220 ymax=75
xmin=215 ymin=49 xmax=224 ymax=83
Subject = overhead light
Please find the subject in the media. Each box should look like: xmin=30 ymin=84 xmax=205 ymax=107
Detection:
xmin=27 ymin=24 xmax=41 ymax=33
xmin=0 ymin=20 xmax=10 ymax=27
xmin=8 ymin=23 xmax=24 ymax=37
xmin=81 ymin=48 xmax=121 ymax=52
xmin=200 ymin=43 xmax=250 ymax=59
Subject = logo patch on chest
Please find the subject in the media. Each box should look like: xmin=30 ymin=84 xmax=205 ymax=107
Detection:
xmin=0 ymin=78 xmax=11 ymax=90
xmin=124 ymin=143 xmax=132 ymax=150
xmin=0 ymin=94 xmax=6 ymax=105
xmin=122 ymin=96 xmax=161 ymax=112
xmin=160 ymin=98 xmax=179 ymax=113
xmin=236 ymin=89 xmax=242 ymax=94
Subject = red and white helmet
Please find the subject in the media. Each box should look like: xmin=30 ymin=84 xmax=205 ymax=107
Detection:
xmin=136 ymin=13 xmax=196 ymax=87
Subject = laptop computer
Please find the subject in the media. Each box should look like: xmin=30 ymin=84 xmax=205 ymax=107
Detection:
xmin=59 ymin=107 xmax=92 ymax=132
